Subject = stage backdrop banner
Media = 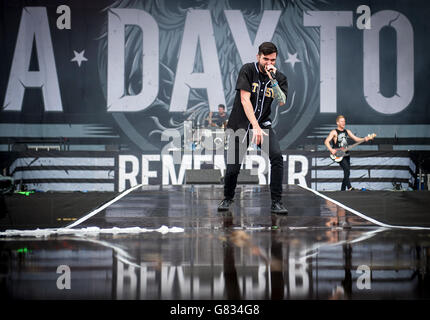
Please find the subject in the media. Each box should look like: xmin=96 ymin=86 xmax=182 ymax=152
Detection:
xmin=4 ymin=150 xmax=416 ymax=192
xmin=0 ymin=0 xmax=429 ymax=154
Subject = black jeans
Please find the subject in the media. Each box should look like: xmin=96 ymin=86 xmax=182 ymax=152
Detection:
xmin=223 ymin=127 xmax=283 ymax=201
xmin=338 ymin=156 xmax=351 ymax=191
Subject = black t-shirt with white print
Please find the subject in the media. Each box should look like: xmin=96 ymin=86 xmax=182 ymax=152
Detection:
xmin=332 ymin=129 xmax=350 ymax=156
xmin=226 ymin=62 xmax=288 ymax=131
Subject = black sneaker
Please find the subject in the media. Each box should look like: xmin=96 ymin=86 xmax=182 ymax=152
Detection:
xmin=218 ymin=198 xmax=234 ymax=211
xmin=271 ymin=200 xmax=288 ymax=214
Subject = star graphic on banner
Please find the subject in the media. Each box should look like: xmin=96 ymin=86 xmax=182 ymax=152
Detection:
xmin=71 ymin=50 xmax=88 ymax=67
xmin=284 ymin=52 xmax=301 ymax=70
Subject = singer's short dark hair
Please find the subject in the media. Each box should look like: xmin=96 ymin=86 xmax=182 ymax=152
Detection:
xmin=218 ymin=104 xmax=225 ymax=110
xmin=258 ymin=42 xmax=278 ymax=56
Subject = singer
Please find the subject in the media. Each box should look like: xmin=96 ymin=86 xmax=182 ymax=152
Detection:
xmin=218 ymin=42 xmax=289 ymax=214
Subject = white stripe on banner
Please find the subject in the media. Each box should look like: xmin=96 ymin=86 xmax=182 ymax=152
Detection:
xmin=0 ymin=124 xmax=119 ymax=138
xmin=299 ymin=184 xmax=430 ymax=230
xmin=10 ymin=157 xmax=115 ymax=173
xmin=13 ymin=170 xmax=114 ymax=180
xmin=394 ymin=145 xmax=430 ymax=151
xmin=312 ymin=182 xmax=410 ymax=191
xmin=314 ymin=124 xmax=430 ymax=138
xmin=313 ymin=157 xmax=411 ymax=167
xmin=312 ymin=169 xmax=411 ymax=179
xmin=313 ymin=170 xmax=369 ymax=179
xmin=24 ymin=183 xmax=114 ymax=192
xmin=368 ymin=169 xmax=412 ymax=179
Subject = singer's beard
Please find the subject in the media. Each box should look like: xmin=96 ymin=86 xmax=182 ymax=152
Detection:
xmin=258 ymin=62 xmax=267 ymax=74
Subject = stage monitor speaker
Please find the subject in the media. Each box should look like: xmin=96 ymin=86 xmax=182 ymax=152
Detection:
xmin=378 ymin=144 xmax=393 ymax=151
xmin=11 ymin=143 xmax=27 ymax=152
xmin=237 ymin=169 xmax=259 ymax=184
xmin=185 ymin=169 xmax=222 ymax=184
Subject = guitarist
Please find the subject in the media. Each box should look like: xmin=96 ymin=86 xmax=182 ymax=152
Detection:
xmin=324 ymin=115 xmax=370 ymax=191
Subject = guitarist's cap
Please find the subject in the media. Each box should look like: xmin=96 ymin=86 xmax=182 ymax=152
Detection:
xmin=336 ymin=115 xmax=345 ymax=122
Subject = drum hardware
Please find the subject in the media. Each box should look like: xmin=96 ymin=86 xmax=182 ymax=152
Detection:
xmin=184 ymin=115 xmax=228 ymax=151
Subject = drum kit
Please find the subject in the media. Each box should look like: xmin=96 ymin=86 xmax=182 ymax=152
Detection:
xmin=183 ymin=117 xmax=229 ymax=152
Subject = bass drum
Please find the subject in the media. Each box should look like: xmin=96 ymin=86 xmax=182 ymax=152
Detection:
xmin=198 ymin=128 xmax=226 ymax=151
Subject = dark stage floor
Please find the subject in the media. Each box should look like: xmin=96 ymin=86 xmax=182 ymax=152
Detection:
xmin=1 ymin=185 xmax=430 ymax=300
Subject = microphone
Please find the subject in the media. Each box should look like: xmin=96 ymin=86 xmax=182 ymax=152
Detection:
xmin=269 ymin=70 xmax=276 ymax=80
xmin=266 ymin=67 xmax=276 ymax=80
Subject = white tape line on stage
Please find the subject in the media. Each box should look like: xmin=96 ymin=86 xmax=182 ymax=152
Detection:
xmin=65 ymin=183 xmax=144 ymax=229
xmin=299 ymin=227 xmax=388 ymax=261
xmin=298 ymin=184 xmax=430 ymax=231
xmin=0 ymin=225 xmax=185 ymax=238
xmin=0 ymin=183 xmax=185 ymax=238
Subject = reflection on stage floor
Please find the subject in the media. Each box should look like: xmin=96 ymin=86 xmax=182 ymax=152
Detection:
xmin=0 ymin=185 xmax=429 ymax=300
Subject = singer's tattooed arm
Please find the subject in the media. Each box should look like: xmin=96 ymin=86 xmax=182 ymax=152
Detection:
xmin=270 ymin=79 xmax=286 ymax=106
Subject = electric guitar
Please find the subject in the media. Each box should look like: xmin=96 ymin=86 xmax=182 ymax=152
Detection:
xmin=329 ymin=133 xmax=376 ymax=162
